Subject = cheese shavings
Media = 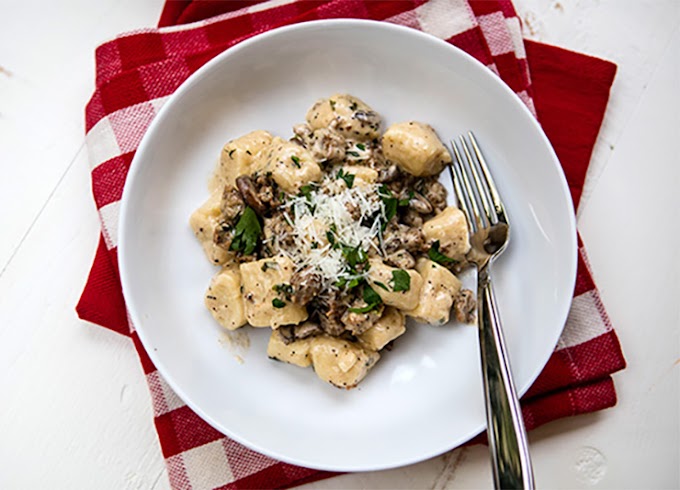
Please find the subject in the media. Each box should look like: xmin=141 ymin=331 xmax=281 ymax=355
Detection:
xmin=280 ymin=172 xmax=384 ymax=289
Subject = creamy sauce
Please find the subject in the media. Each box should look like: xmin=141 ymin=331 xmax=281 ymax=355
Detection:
xmin=218 ymin=330 xmax=251 ymax=364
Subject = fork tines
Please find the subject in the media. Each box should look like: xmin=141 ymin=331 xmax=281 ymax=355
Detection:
xmin=448 ymin=132 xmax=506 ymax=232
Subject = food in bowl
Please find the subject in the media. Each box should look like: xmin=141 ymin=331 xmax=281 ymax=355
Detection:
xmin=190 ymin=94 xmax=475 ymax=388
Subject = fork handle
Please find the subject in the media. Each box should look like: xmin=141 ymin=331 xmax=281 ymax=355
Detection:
xmin=478 ymin=269 xmax=534 ymax=489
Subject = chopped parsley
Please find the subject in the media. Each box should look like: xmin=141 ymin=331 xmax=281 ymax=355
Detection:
xmin=399 ymin=190 xmax=414 ymax=207
xmin=348 ymin=285 xmax=382 ymax=313
xmin=272 ymin=298 xmax=286 ymax=309
xmin=336 ymin=276 xmax=363 ymax=290
xmin=349 ymin=101 xmax=358 ymax=111
xmin=228 ymin=148 xmax=236 ymax=158
xmin=341 ymin=244 xmax=367 ymax=270
xmin=379 ymin=185 xmax=411 ymax=229
xmin=347 ymin=277 xmax=362 ymax=289
xmin=329 ymin=99 xmax=336 ymax=110
xmin=379 ymin=185 xmax=398 ymax=227
xmin=356 ymin=143 xmax=366 ymax=151
xmin=428 ymin=240 xmax=457 ymax=265
xmin=346 ymin=150 xmax=360 ymax=158
xmin=291 ymin=155 xmax=301 ymax=168
xmin=336 ymin=168 xmax=355 ymax=188
xmin=273 ymin=283 xmax=294 ymax=300
xmin=299 ymin=184 xmax=314 ymax=201
xmin=391 ymin=269 xmax=411 ymax=292
xmin=229 ymin=206 xmax=261 ymax=255
xmin=374 ymin=281 xmax=389 ymax=291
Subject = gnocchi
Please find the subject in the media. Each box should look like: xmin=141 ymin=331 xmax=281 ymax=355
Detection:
xmin=205 ymin=265 xmax=247 ymax=330
xmin=382 ymin=121 xmax=452 ymax=177
xmin=422 ymin=206 xmax=471 ymax=259
xmin=213 ymin=130 xmax=273 ymax=191
xmin=190 ymin=94 xmax=475 ymax=388
xmin=406 ymin=258 xmax=462 ymax=325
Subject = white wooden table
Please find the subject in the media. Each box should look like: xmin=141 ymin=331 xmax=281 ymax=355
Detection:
xmin=1 ymin=1 xmax=678 ymax=488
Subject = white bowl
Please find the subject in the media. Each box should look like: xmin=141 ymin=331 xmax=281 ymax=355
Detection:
xmin=119 ymin=19 xmax=576 ymax=471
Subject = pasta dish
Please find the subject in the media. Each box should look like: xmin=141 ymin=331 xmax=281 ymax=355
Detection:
xmin=190 ymin=94 xmax=475 ymax=388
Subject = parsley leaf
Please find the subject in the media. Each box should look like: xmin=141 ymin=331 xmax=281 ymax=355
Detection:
xmin=348 ymin=285 xmax=383 ymax=313
xmin=336 ymin=169 xmax=355 ymax=189
xmin=374 ymin=281 xmax=389 ymax=291
xmin=329 ymin=99 xmax=336 ymax=110
xmin=378 ymin=185 xmax=398 ymax=228
xmin=341 ymin=244 xmax=367 ymax=270
xmin=299 ymin=184 xmax=314 ymax=201
xmin=380 ymin=188 xmax=416 ymax=230
xmin=346 ymin=150 xmax=360 ymax=158
xmin=230 ymin=206 xmax=261 ymax=255
xmin=356 ymin=143 xmax=366 ymax=151
xmin=363 ymin=285 xmax=381 ymax=304
xmin=391 ymin=270 xmax=411 ymax=292
xmin=347 ymin=277 xmax=362 ymax=289
xmin=398 ymin=191 xmax=414 ymax=207
xmin=228 ymin=148 xmax=236 ymax=158
xmin=272 ymin=298 xmax=286 ymax=309
xmin=272 ymin=283 xmax=294 ymax=300
xmin=291 ymin=155 xmax=301 ymax=168
xmin=428 ymin=240 xmax=457 ymax=265
xmin=383 ymin=198 xmax=397 ymax=223
xmin=335 ymin=276 xmax=363 ymax=290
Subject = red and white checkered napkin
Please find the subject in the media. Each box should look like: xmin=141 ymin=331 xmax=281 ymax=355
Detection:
xmin=77 ymin=1 xmax=626 ymax=488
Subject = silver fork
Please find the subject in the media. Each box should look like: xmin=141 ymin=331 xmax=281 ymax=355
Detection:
xmin=449 ymin=132 xmax=534 ymax=490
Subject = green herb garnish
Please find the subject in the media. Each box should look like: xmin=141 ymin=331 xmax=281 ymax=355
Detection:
xmin=272 ymin=298 xmax=286 ymax=309
xmin=291 ymin=155 xmax=301 ymax=168
xmin=229 ymin=206 xmax=261 ymax=255
xmin=299 ymin=184 xmax=314 ymax=201
xmin=336 ymin=169 xmax=355 ymax=188
xmin=399 ymin=191 xmax=414 ymax=207
xmin=341 ymin=244 xmax=367 ymax=270
xmin=391 ymin=269 xmax=411 ymax=292
xmin=228 ymin=148 xmax=236 ymax=158
xmin=428 ymin=240 xmax=457 ymax=265
xmin=374 ymin=281 xmax=389 ymax=291
xmin=273 ymin=283 xmax=294 ymax=300
xmin=379 ymin=185 xmax=411 ymax=229
xmin=329 ymin=99 xmax=336 ymax=110
xmin=347 ymin=277 xmax=362 ymax=289
xmin=348 ymin=285 xmax=383 ymax=313
xmin=356 ymin=143 xmax=366 ymax=151
xmin=335 ymin=276 xmax=363 ymax=290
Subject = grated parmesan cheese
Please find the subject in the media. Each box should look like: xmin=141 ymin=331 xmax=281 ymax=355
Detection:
xmin=279 ymin=171 xmax=385 ymax=289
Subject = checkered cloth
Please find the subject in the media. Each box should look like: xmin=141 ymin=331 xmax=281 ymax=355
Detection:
xmin=77 ymin=1 xmax=626 ymax=488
